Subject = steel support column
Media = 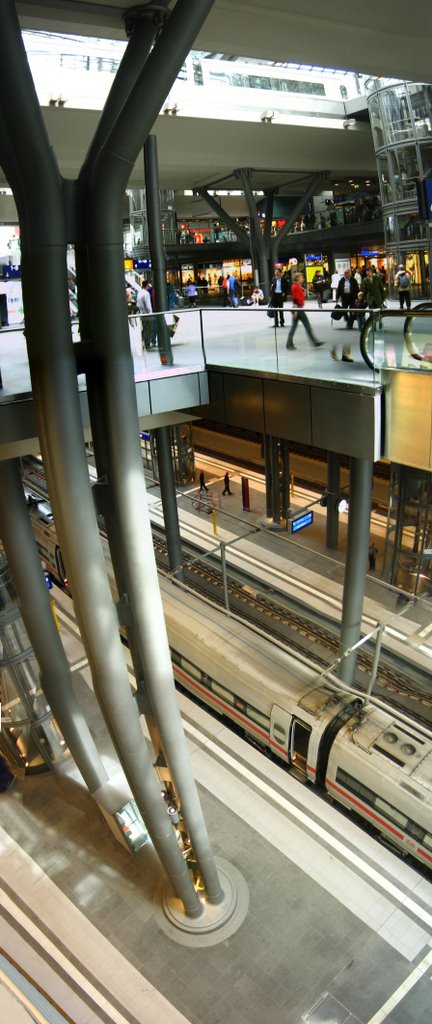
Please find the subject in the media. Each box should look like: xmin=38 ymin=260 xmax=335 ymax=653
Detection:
xmin=271 ymin=172 xmax=328 ymax=264
xmin=338 ymin=457 xmax=373 ymax=685
xmin=326 ymin=452 xmax=340 ymax=549
xmin=154 ymin=426 xmax=184 ymax=581
xmin=0 ymin=0 xmax=213 ymax=917
xmin=143 ymin=134 xmax=172 ymax=365
xmin=281 ymin=441 xmax=290 ymax=523
xmin=0 ymin=459 xmax=108 ymax=793
xmin=194 ymin=187 xmax=251 ymax=250
xmin=271 ymin=439 xmax=281 ymax=526
xmin=263 ymin=434 xmax=273 ymax=519
xmin=78 ymin=0 xmax=222 ymax=906
xmin=238 ymin=169 xmax=271 ymax=299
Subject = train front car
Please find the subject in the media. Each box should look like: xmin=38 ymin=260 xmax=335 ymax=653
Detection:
xmin=326 ymin=706 xmax=432 ymax=869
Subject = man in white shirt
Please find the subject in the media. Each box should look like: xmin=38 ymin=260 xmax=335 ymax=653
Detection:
xmin=269 ymin=268 xmax=286 ymax=326
xmin=136 ymin=280 xmax=153 ymax=349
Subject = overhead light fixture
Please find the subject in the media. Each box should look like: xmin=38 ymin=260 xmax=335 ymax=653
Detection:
xmin=343 ymin=118 xmax=356 ymax=129
xmin=164 ymin=104 xmax=178 ymax=115
xmin=261 ymin=110 xmax=275 ymax=124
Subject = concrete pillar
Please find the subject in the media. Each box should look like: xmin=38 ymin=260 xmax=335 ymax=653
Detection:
xmin=326 ymin=451 xmax=340 ymax=549
xmin=338 ymin=457 xmax=373 ymax=685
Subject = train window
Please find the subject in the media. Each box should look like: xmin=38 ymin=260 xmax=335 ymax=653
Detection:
xmin=234 ymin=697 xmax=247 ymax=713
xmin=55 ymin=547 xmax=67 ymax=584
xmin=247 ymin=706 xmax=270 ymax=730
xmin=375 ymin=797 xmax=408 ymax=830
xmin=423 ymin=833 xmax=432 ymax=852
xmin=273 ymin=724 xmax=286 ymax=742
xmin=337 ymin=770 xmax=428 ymax=847
xmin=179 ymin=657 xmax=200 ymax=683
xmin=211 ymin=681 xmax=235 ymax=706
xmin=337 ymin=768 xmax=374 ymax=804
xmin=406 ymin=820 xmax=426 ymax=843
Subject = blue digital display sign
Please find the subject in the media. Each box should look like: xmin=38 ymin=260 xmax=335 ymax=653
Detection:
xmin=425 ymin=178 xmax=432 ymax=221
xmin=291 ymin=510 xmax=314 ymax=534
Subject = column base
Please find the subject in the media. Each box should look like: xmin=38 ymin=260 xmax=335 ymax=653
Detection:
xmin=154 ymin=857 xmax=248 ymax=946
xmin=260 ymin=515 xmax=288 ymax=532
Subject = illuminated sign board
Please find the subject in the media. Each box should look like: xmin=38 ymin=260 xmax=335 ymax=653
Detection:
xmin=291 ymin=511 xmax=313 ymax=533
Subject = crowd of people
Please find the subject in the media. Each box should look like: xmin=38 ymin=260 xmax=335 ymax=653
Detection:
xmin=130 ymin=259 xmax=413 ymax=362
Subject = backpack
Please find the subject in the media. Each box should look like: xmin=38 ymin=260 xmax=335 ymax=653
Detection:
xmin=398 ymin=272 xmax=409 ymax=288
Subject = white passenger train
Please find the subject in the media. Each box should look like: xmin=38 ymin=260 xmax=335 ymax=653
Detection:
xmin=25 ymin=492 xmax=432 ymax=871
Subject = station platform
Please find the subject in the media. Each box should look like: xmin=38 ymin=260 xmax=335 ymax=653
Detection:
xmin=2 ymin=450 xmax=432 ymax=1024
xmin=155 ymin=453 xmax=432 ymax=706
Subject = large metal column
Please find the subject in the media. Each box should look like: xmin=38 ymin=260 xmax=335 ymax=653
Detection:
xmin=143 ymin=134 xmax=172 ymax=364
xmin=154 ymin=425 xmax=184 ymax=581
xmin=338 ymin=457 xmax=374 ymax=685
xmin=0 ymin=459 xmax=108 ymax=793
xmin=78 ymin=0 xmax=222 ymax=906
xmin=0 ymin=0 xmax=207 ymax=917
xmin=270 ymin=172 xmax=328 ymax=265
xmin=238 ymin=169 xmax=271 ymax=298
xmin=263 ymin=434 xmax=273 ymax=519
xmin=326 ymin=452 xmax=341 ymax=549
xmin=271 ymin=439 xmax=281 ymax=526
xmin=281 ymin=441 xmax=290 ymax=523
xmin=195 ymin=187 xmax=251 ymax=253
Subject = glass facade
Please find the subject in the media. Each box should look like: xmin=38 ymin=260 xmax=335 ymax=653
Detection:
xmin=382 ymin=465 xmax=432 ymax=594
xmin=365 ymin=78 xmax=432 ymax=299
xmin=0 ymin=557 xmax=66 ymax=774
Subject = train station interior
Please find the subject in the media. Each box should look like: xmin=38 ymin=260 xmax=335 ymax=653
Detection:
xmin=1 ymin=3 xmax=432 ymax=1023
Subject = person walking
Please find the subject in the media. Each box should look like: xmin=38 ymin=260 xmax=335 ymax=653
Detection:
xmin=354 ymin=291 xmax=367 ymax=332
xmin=394 ymin=264 xmax=412 ymax=310
xmin=135 ymin=279 xmax=153 ymax=350
xmin=286 ymin=273 xmax=323 ymax=350
xmin=368 ymin=542 xmax=378 ymax=572
xmin=227 ymin=273 xmax=240 ymax=308
xmin=185 ymin=278 xmax=198 ymax=307
xmin=331 ymin=270 xmax=340 ymax=301
xmin=336 ymin=268 xmax=359 ymax=331
xmin=363 ymin=266 xmax=385 ymax=327
xmin=312 ymin=270 xmax=326 ymax=309
xmin=199 ymin=470 xmax=208 ymax=492
xmin=222 ymin=471 xmax=232 ymax=495
xmin=269 ymin=268 xmax=286 ymax=326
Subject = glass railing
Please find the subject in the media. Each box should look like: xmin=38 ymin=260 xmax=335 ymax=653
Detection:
xmin=2 ymin=302 xmax=431 ymax=401
xmin=128 ymin=301 xmax=432 ymax=384
xmin=359 ymin=304 xmax=432 ymax=372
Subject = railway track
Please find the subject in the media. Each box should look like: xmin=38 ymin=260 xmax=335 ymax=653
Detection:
xmin=21 ymin=461 xmax=432 ymax=726
xmin=152 ymin=529 xmax=432 ymax=724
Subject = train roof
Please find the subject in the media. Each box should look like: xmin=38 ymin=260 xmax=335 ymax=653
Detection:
xmin=351 ymin=706 xmax=432 ymax=794
xmin=161 ymin=575 xmax=350 ymax=709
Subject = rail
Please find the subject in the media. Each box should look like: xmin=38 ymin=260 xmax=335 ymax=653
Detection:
xmin=360 ymin=302 xmax=432 ymax=370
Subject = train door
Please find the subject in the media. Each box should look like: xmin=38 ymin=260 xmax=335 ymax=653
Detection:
xmin=289 ymin=718 xmax=312 ymax=775
xmin=55 ymin=545 xmax=67 ymax=586
xmin=270 ymin=705 xmax=292 ymax=764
